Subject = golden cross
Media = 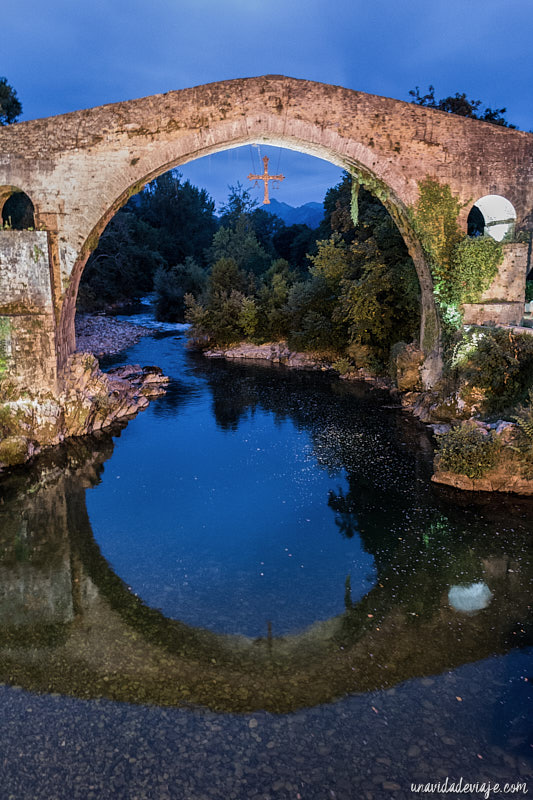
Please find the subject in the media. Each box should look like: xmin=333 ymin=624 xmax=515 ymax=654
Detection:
xmin=247 ymin=155 xmax=285 ymax=204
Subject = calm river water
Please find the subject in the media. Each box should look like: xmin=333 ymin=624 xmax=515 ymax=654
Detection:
xmin=0 ymin=307 xmax=532 ymax=799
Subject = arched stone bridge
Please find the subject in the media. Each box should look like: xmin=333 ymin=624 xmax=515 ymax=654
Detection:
xmin=0 ymin=75 xmax=532 ymax=392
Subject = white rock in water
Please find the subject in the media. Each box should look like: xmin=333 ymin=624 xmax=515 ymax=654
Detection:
xmin=448 ymin=581 xmax=493 ymax=612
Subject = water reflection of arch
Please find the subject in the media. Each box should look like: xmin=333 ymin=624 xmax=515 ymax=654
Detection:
xmin=0 ymin=435 xmax=531 ymax=713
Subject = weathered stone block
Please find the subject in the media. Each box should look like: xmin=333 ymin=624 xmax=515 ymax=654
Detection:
xmin=461 ymin=301 xmax=525 ymax=326
xmin=0 ymin=230 xmax=52 ymax=314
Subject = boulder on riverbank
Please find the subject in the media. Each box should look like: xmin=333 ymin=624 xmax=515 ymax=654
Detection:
xmin=204 ymin=341 xmax=325 ymax=369
xmin=432 ymin=463 xmax=533 ymax=495
xmin=0 ymin=354 xmax=169 ymax=472
xmin=431 ymin=419 xmax=533 ymax=495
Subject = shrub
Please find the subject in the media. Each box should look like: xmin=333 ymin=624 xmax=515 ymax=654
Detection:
xmin=455 ymin=327 xmax=533 ymax=413
xmin=332 ymin=357 xmax=354 ymax=376
xmin=512 ymin=388 xmax=533 ymax=477
xmin=154 ymin=257 xmax=207 ymax=322
xmin=437 ymin=423 xmax=501 ymax=478
xmin=450 ymin=236 xmax=503 ymax=304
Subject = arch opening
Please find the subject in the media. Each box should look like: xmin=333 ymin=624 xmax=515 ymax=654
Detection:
xmin=59 ymin=137 xmax=441 ymax=388
xmin=467 ymin=194 xmax=517 ymax=242
xmin=1 ymin=188 xmax=35 ymax=230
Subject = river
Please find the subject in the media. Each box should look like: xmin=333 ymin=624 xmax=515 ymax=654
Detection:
xmin=0 ymin=304 xmax=532 ymax=799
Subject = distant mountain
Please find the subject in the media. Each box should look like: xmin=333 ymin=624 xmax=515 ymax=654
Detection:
xmin=263 ymin=199 xmax=324 ymax=229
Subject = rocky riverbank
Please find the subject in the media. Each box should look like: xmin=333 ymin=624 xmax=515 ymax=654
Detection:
xmin=201 ymin=339 xmax=533 ymax=496
xmin=0 ymin=315 xmax=168 ymax=473
xmin=204 ymin=341 xmax=326 ymax=370
xmin=203 ymin=340 xmax=394 ymax=389
xmin=75 ymin=312 xmax=152 ymax=356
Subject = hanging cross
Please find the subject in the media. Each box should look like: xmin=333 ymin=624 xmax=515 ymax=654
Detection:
xmin=247 ymin=155 xmax=284 ymax=204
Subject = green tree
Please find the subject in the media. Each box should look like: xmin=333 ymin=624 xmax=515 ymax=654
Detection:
xmin=316 ymin=172 xmax=356 ymax=243
xmin=255 ymin=258 xmax=294 ymax=340
xmin=308 ymin=233 xmax=356 ymax=291
xmin=208 ymin=257 xmax=248 ymax=299
xmin=208 ymin=216 xmax=271 ymax=276
xmin=217 ymin=182 xmax=259 ymax=228
xmin=0 ymin=77 xmax=22 ymax=125
xmin=409 ymin=85 xmax=516 ymax=128
xmin=337 ymin=241 xmax=419 ymax=359
xmin=249 ymin=207 xmax=285 ymax=256
xmin=137 ymin=171 xmax=217 ymax=267
xmin=273 ymin=223 xmax=317 ymax=271
xmin=80 ymin=170 xmax=217 ymax=311
xmin=154 ymin=257 xmax=207 ymax=322
xmin=186 ymin=258 xmax=258 ymax=346
xmin=79 ymin=211 xmax=164 ymax=309
xmin=286 ymin=237 xmax=353 ymax=353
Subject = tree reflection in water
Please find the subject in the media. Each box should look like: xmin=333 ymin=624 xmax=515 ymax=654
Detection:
xmin=0 ymin=359 xmax=532 ymax=713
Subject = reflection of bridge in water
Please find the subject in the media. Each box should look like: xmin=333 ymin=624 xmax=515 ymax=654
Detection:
xmin=0 ymin=433 xmax=531 ymax=714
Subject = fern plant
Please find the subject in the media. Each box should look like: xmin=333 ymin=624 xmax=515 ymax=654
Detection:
xmin=512 ymin=389 xmax=533 ymax=477
xmin=513 ymin=388 xmax=533 ymax=441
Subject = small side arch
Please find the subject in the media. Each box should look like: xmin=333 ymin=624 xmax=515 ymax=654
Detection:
xmin=0 ymin=186 xmax=35 ymax=230
xmin=467 ymin=194 xmax=516 ymax=242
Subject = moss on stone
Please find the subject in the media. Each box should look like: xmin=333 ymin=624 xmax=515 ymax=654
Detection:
xmin=0 ymin=435 xmax=30 ymax=466
xmin=422 ymin=307 xmax=438 ymax=353
xmin=352 ymin=170 xmax=390 ymax=205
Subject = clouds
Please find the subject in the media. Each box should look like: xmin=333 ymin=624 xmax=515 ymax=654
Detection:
xmin=3 ymin=0 xmax=532 ymax=202
xmin=5 ymin=0 xmax=532 ymax=123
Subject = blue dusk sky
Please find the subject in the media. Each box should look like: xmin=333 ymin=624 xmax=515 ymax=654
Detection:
xmin=3 ymin=0 xmax=533 ymax=208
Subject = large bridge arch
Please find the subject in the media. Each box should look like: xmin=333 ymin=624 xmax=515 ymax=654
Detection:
xmin=58 ymin=124 xmax=441 ymax=386
xmin=0 ymin=75 xmax=532 ymax=393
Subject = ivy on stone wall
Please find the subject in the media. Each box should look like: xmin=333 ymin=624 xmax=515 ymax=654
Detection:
xmin=410 ymin=177 xmax=503 ymax=325
xmin=351 ymin=171 xmax=390 ymax=207
xmin=450 ymin=236 xmax=503 ymax=304
xmin=350 ymin=179 xmax=359 ymax=228
xmin=409 ymin=177 xmax=463 ymax=309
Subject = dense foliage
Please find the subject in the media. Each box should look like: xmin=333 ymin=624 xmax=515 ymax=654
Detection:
xmin=78 ymin=211 xmax=165 ymax=309
xmin=80 ymin=170 xmax=421 ymax=371
xmin=454 ymin=327 xmax=533 ymax=414
xmin=409 ymin=177 xmax=504 ymax=333
xmin=450 ymin=237 xmax=504 ymax=304
xmin=512 ymin=389 xmax=533 ymax=477
xmin=78 ymin=171 xmax=217 ymax=310
xmin=0 ymin=77 xmax=22 ymax=126
xmin=409 ymin=85 xmax=516 ymax=128
xmin=184 ymin=174 xmax=421 ymax=368
xmin=437 ymin=424 xmax=501 ymax=479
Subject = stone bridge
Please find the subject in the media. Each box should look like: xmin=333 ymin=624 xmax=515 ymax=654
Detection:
xmin=0 ymin=75 xmax=532 ymax=393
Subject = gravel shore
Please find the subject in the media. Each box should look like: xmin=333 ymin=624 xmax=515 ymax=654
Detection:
xmin=75 ymin=313 xmax=152 ymax=356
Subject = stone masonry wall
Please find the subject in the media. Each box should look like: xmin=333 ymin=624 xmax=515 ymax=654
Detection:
xmin=0 ymin=230 xmax=58 ymax=392
xmin=462 ymin=242 xmax=529 ymax=326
